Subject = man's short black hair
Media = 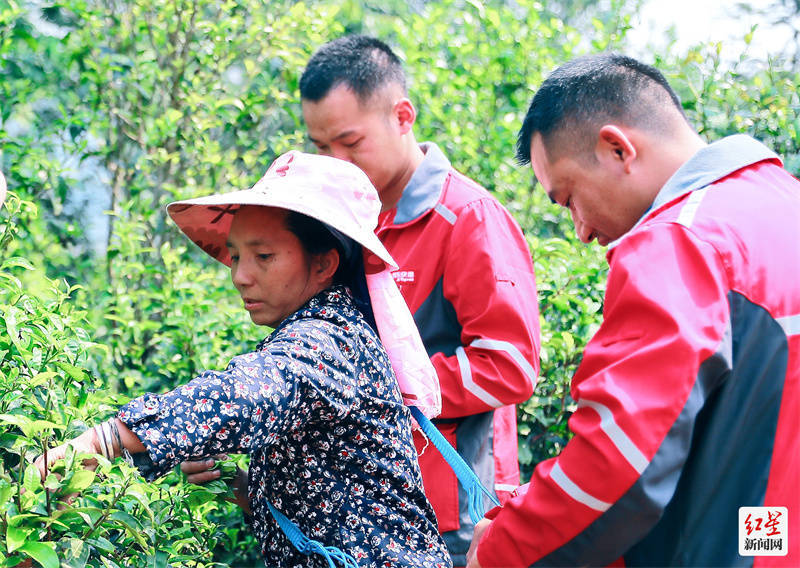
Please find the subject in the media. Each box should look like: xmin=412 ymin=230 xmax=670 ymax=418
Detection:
xmin=516 ymin=53 xmax=687 ymax=164
xmin=300 ymin=35 xmax=406 ymax=104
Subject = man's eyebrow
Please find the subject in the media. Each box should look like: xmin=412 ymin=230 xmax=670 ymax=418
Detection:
xmin=308 ymin=130 xmax=358 ymax=145
xmin=331 ymin=129 xmax=358 ymax=142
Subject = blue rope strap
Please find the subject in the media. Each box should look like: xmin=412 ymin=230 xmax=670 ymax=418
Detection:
xmin=266 ymin=406 xmax=500 ymax=563
xmin=408 ymin=405 xmax=501 ymax=525
xmin=267 ymin=502 xmax=358 ymax=568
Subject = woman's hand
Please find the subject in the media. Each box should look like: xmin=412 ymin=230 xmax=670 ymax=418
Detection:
xmin=180 ymin=456 xmax=226 ymax=484
xmin=180 ymin=457 xmax=250 ymax=514
xmin=34 ymin=428 xmax=99 ymax=480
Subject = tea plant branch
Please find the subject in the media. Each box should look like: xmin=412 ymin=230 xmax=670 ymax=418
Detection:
xmin=182 ymin=500 xmax=206 ymax=547
xmin=81 ymin=475 xmax=132 ymax=542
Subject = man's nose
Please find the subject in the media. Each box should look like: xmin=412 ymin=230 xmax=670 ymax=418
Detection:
xmin=571 ymin=210 xmax=594 ymax=244
xmin=328 ymin=147 xmax=353 ymax=163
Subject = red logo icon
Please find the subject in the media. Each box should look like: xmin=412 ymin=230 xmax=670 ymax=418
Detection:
xmin=274 ymin=154 xmax=294 ymax=177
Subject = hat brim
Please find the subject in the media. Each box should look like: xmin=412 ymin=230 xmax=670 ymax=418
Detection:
xmin=167 ymin=189 xmax=398 ymax=270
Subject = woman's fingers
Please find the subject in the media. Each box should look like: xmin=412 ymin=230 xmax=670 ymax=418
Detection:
xmin=34 ymin=430 xmax=101 ymax=480
xmin=180 ymin=455 xmax=227 ymax=484
xmin=186 ymin=467 xmax=222 ymax=484
xmin=34 ymin=443 xmax=68 ymax=480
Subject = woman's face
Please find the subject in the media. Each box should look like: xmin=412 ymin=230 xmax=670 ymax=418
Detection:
xmin=226 ymin=206 xmax=331 ymax=327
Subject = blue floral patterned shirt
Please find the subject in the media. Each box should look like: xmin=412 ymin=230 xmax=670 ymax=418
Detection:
xmin=118 ymin=286 xmax=451 ymax=567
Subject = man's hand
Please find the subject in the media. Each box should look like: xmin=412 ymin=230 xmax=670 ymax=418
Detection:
xmin=466 ymin=518 xmax=491 ymax=568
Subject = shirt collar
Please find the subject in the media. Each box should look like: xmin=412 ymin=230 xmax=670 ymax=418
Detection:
xmin=391 ymin=142 xmax=451 ymax=225
xmin=608 ymin=134 xmax=780 ymax=249
xmin=263 ymin=285 xmax=354 ymax=346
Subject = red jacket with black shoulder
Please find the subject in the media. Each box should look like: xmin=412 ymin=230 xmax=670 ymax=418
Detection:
xmin=477 ymin=135 xmax=800 ymax=567
xmin=377 ymin=143 xmax=541 ymax=561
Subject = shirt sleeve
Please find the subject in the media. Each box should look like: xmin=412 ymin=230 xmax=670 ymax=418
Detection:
xmin=433 ymin=198 xmax=541 ymax=418
xmin=117 ymin=320 xmax=358 ymax=480
xmin=476 ymin=223 xmax=731 ymax=566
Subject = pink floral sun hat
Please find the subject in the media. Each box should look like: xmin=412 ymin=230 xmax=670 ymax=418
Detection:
xmin=167 ymin=151 xmax=441 ymax=419
xmin=167 ymin=150 xmax=395 ymax=270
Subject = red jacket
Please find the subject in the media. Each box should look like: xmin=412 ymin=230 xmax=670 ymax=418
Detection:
xmin=377 ymin=143 xmax=541 ymax=562
xmin=477 ymin=135 xmax=800 ymax=566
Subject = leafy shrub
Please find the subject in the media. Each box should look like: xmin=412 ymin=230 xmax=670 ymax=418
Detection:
xmin=0 ymin=195 xmax=255 ymax=567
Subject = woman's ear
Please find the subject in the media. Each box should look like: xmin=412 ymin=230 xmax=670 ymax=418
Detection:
xmin=314 ymin=248 xmax=340 ymax=285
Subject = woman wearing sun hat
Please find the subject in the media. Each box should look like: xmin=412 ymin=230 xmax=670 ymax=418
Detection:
xmin=35 ymin=151 xmax=451 ymax=567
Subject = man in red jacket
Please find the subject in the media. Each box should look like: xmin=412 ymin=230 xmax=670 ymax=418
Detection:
xmin=299 ymin=35 xmax=542 ymax=566
xmin=467 ymin=53 xmax=799 ymax=567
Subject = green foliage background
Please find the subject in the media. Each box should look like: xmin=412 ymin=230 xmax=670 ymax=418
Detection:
xmin=1 ymin=0 xmax=798 ymax=566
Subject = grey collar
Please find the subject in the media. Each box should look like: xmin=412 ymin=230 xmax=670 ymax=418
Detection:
xmin=609 ymin=134 xmax=779 ymax=249
xmin=392 ymin=142 xmax=451 ymax=225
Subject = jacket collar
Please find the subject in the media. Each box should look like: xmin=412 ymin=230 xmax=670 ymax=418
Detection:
xmin=390 ymin=142 xmax=451 ymax=225
xmin=609 ymin=134 xmax=780 ymax=249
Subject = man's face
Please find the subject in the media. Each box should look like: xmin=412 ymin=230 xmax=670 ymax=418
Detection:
xmin=302 ymin=84 xmax=407 ymax=201
xmin=530 ymin=133 xmax=642 ymax=246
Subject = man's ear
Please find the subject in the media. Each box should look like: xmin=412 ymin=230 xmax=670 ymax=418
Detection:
xmin=393 ymin=97 xmax=417 ymax=135
xmin=596 ymin=125 xmax=637 ymax=173
xmin=314 ymin=248 xmax=340 ymax=284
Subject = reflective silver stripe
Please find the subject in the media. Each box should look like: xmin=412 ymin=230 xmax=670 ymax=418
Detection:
xmin=434 ymin=203 xmax=457 ymax=225
xmin=470 ymin=338 xmax=538 ymax=388
xmin=551 ymin=462 xmax=611 ymax=512
xmin=455 ymin=346 xmax=503 ymax=408
xmin=495 ymin=483 xmax=518 ymax=492
xmin=777 ymin=313 xmax=800 ymax=336
xmin=578 ymin=399 xmax=649 ymax=474
xmin=676 ymin=187 xmax=708 ymax=228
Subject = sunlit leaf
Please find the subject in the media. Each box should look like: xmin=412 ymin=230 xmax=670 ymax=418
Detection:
xmin=19 ymin=541 xmax=59 ymax=568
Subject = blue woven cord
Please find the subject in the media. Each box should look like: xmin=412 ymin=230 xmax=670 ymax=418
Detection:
xmin=408 ymin=406 xmax=501 ymax=524
xmin=267 ymin=502 xmax=358 ymax=568
xmin=266 ymin=406 xmax=500 ymax=563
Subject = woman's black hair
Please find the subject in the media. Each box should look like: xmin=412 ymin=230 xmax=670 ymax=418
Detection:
xmin=285 ymin=210 xmax=349 ymax=285
xmin=284 ymin=210 xmax=377 ymax=330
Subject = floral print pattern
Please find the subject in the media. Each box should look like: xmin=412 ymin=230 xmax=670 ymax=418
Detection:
xmin=118 ymin=286 xmax=451 ymax=567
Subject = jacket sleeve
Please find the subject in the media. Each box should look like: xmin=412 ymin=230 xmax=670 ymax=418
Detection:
xmin=476 ymin=223 xmax=732 ymax=566
xmin=433 ymin=198 xmax=541 ymax=418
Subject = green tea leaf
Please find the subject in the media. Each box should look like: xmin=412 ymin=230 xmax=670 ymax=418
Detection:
xmin=19 ymin=541 xmax=59 ymax=568
xmin=28 ymin=371 xmax=57 ymax=388
xmin=62 ymin=469 xmax=96 ymax=493
xmin=5 ymin=525 xmax=32 ymax=553
xmin=23 ymin=463 xmax=42 ymax=492
xmin=86 ymin=535 xmax=115 ymax=553
xmin=61 ymin=537 xmax=91 ymax=568
xmin=1 ymin=257 xmax=35 ymax=271
xmin=56 ymin=361 xmax=88 ymax=381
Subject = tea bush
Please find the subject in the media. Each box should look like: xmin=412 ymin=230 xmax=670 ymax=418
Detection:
xmin=0 ymin=193 xmax=258 ymax=567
